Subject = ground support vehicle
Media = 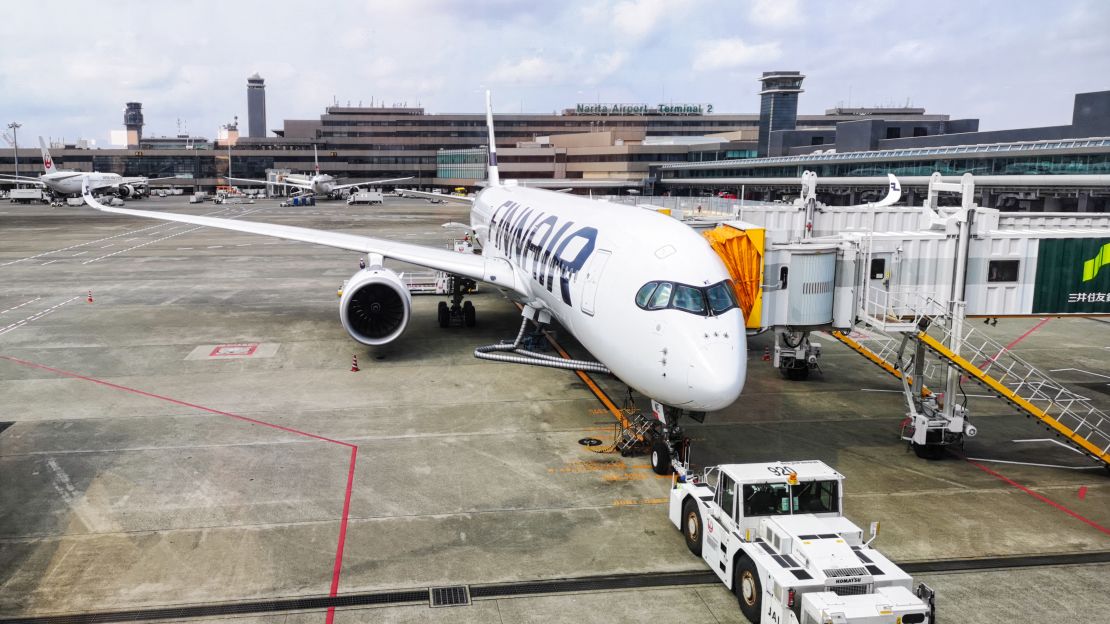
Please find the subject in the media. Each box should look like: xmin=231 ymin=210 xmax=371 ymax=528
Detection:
xmin=669 ymin=460 xmax=935 ymax=624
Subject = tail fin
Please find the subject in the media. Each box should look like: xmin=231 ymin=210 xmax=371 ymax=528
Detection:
xmin=39 ymin=137 xmax=57 ymax=174
xmin=874 ymin=173 xmax=902 ymax=207
xmin=485 ymin=90 xmax=500 ymax=186
xmin=313 ymin=145 xmax=320 ymax=176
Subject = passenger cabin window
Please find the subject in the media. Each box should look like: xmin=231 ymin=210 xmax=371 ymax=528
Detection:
xmin=988 ymin=259 xmax=1020 ymax=283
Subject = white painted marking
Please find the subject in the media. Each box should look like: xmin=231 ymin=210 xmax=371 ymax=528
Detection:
xmin=70 ymin=251 xmax=87 ymax=257
xmin=207 ymin=245 xmax=223 ymax=249
xmin=177 ymin=247 xmax=193 ymax=250
xmin=45 ymin=458 xmax=114 ymax=532
xmin=81 ymin=208 xmax=263 ymax=265
xmin=1012 ymin=438 xmax=1087 ymax=455
xmin=100 ymin=243 xmax=114 ymax=248
xmin=1048 ymin=368 xmax=1110 ymax=380
xmin=0 ymin=295 xmax=81 ymax=336
xmin=40 ymin=260 xmax=58 ymax=266
xmin=0 ymin=297 xmax=42 ymax=315
xmin=964 ymin=457 xmax=1102 ymax=470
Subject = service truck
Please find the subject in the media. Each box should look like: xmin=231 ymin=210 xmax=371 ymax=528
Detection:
xmin=9 ymin=188 xmax=46 ymax=204
xmin=669 ymin=460 xmax=935 ymax=624
xmin=347 ymin=190 xmax=384 ymax=205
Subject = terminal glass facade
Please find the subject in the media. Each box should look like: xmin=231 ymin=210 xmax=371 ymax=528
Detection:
xmin=437 ymin=148 xmax=486 ymax=179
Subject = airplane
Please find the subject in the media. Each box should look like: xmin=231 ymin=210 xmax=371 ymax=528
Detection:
xmin=80 ymin=92 xmax=747 ymax=473
xmin=0 ymin=138 xmax=177 ymax=198
xmin=227 ymin=145 xmax=412 ymax=199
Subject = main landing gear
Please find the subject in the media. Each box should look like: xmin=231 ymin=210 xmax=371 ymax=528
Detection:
xmin=437 ymin=274 xmax=478 ymax=328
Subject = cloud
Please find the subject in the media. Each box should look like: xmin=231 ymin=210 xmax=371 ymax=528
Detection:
xmin=692 ymin=38 xmax=782 ymax=72
xmin=487 ymin=56 xmax=568 ymax=84
xmin=612 ymin=0 xmax=683 ymax=41
xmin=748 ymin=0 xmax=802 ymax=28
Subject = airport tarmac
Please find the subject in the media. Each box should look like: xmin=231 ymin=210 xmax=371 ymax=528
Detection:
xmin=0 ymin=196 xmax=1107 ymax=623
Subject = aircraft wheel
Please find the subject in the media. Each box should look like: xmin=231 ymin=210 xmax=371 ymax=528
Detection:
xmin=437 ymin=301 xmax=450 ymax=328
xmin=463 ymin=301 xmax=476 ymax=327
xmin=650 ymin=439 xmax=672 ymax=475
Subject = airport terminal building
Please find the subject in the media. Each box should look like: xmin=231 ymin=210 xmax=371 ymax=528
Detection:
xmin=1 ymin=72 xmax=1107 ymax=211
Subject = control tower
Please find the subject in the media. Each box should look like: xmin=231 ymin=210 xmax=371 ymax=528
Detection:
xmin=124 ymin=102 xmax=144 ymax=148
xmin=757 ymin=71 xmax=804 ymax=156
xmin=247 ymin=73 xmax=267 ymax=138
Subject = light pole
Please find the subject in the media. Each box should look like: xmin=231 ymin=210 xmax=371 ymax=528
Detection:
xmin=7 ymin=122 xmax=21 ymax=189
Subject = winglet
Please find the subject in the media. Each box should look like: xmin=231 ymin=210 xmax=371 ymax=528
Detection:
xmin=485 ymin=90 xmax=500 ymax=186
xmin=39 ymin=137 xmax=57 ymax=174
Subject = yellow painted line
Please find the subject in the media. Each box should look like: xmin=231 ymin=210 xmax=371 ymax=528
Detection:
xmin=918 ymin=332 xmax=1109 ymax=464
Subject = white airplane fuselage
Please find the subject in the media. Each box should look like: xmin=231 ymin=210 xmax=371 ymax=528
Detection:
xmin=284 ymin=173 xmax=340 ymax=196
xmin=41 ymin=171 xmax=124 ymax=195
xmin=470 ymin=185 xmax=747 ymax=412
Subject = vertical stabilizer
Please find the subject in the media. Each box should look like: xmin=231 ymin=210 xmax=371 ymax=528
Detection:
xmin=39 ymin=137 xmax=57 ymax=174
xmin=485 ymin=91 xmax=500 ymax=186
xmin=313 ymin=144 xmax=320 ymax=176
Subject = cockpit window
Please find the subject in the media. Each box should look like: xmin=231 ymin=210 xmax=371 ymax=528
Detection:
xmin=635 ymin=282 xmax=658 ymax=308
xmin=673 ymin=285 xmax=706 ymax=314
xmin=706 ymin=281 xmax=739 ymax=315
xmin=648 ymin=282 xmax=674 ymax=309
xmin=635 ymin=279 xmax=738 ymax=317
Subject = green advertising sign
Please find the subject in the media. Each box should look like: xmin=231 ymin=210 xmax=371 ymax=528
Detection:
xmin=1032 ymin=238 xmax=1110 ymax=314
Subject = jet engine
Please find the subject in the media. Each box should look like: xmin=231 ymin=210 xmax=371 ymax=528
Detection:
xmin=339 ymin=266 xmax=412 ymax=346
xmin=117 ymin=184 xmax=136 ymax=198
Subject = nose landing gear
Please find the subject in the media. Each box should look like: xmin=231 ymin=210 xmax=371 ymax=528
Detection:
xmin=619 ymin=398 xmax=700 ymax=475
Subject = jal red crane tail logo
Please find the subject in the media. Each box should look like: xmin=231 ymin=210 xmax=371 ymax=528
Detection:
xmin=43 ymin=156 xmax=53 ymax=169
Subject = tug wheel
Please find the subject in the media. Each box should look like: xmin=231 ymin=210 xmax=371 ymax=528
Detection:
xmin=682 ymin=499 xmax=703 ymax=556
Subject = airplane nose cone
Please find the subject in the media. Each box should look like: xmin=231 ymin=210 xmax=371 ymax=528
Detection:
xmin=687 ymin=339 xmax=746 ymax=411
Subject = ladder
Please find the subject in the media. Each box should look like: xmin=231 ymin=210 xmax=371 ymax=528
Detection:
xmin=839 ymin=297 xmax=1110 ymax=466
xmin=918 ymin=321 xmax=1110 ymax=466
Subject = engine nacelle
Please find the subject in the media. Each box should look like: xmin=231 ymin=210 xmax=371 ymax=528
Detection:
xmin=117 ymin=184 xmax=136 ymax=198
xmin=339 ymin=267 xmax=412 ymax=346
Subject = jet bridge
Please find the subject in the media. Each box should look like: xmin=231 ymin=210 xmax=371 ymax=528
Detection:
xmin=689 ymin=172 xmax=1110 ymax=467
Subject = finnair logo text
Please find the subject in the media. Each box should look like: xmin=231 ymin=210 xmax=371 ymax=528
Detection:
xmin=489 ymin=200 xmax=597 ymax=306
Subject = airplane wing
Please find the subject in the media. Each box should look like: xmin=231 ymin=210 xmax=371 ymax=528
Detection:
xmin=400 ymin=189 xmax=474 ymax=204
xmin=80 ymin=181 xmax=492 ymax=284
xmin=121 ymin=175 xmax=188 ymax=184
xmin=225 ymin=176 xmax=313 ymax=191
xmin=0 ymin=174 xmax=46 ymax=185
xmin=330 ymin=177 xmax=414 ymax=191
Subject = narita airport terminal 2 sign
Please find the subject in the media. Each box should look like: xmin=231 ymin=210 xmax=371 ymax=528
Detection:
xmin=573 ymin=103 xmax=713 ymax=115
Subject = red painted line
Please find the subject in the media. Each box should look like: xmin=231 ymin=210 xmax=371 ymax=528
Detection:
xmin=0 ymin=354 xmax=360 ymax=620
xmin=973 ymin=317 xmax=1051 ymax=375
xmin=326 ymin=446 xmax=358 ymax=624
xmin=0 ymin=355 xmax=354 ymax=448
xmin=1079 ymin=485 xmax=1088 ymax=500
xmin=1004 ymin=317 xmax=1051 ymax=350
xmin=963 ymin=456 xmax=1108 ymax=536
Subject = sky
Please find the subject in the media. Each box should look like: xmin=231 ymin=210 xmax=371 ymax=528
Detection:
xmin=1 ymin=0 xmax=1107 ymax=147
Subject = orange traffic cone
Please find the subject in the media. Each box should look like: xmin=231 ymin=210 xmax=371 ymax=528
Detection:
xmin=87 ymin=290 xmax=94 ymax=303
xmin=761 ymin=347 xmax=770 ymax=361
xmin=350 ymin=355 xmax=360 ymax=372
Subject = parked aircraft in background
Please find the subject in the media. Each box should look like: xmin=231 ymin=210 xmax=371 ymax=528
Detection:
xmin=228 ymin=145 xmax=411 ymax=199
xmin=0 ymin=138 xmax=179 ymax=198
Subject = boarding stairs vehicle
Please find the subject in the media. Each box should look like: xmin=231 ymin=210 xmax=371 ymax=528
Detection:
xmin=669 ymin=460 xmax=935 ymax=624
xmin=831 ymin=284 xmax=1110 ymax=467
